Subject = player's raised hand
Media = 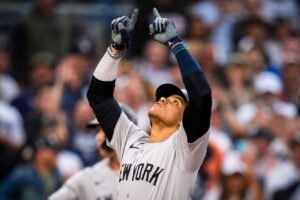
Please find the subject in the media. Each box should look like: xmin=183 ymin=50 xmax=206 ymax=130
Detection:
xmin=149 ymin=8 xmax=181 ymax=48
xmin=111 ymin=8 xmax=138 ymax=50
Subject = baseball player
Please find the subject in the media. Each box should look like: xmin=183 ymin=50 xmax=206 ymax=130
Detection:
xmin=48 ymin=104 xmax=137 ymax=200
xmin=87 ymin=8 xmax=212 ymax=200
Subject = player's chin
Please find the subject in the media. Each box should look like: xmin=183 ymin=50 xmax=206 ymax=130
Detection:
xmin=148 ymin=107 xmax=160 ymax=118
xmin=148 ymin=108 xmax=155 ymax=117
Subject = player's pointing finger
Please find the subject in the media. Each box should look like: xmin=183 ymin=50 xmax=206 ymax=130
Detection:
xmin=130 ymin=8 xmax=139 ymax=26
xmin=153 ymin=7 xmax=161 ymax=18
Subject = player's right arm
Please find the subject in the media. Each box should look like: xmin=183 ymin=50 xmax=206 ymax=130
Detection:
xmin=150 ymin=8 xmax=212 ymax=171
xmin=87 ymin=9 xmax=138 ymax=142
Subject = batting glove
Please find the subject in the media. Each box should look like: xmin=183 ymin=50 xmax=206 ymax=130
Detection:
xmin=111 ymin=8 xmax=138 ymax=50
xmin=149 ymin=8 xmax=182 ymax=49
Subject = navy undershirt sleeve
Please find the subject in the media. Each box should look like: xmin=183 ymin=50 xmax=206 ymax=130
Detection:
xmin=87 ymin=77 xmax=122 ymax=141
xmin=172 ymin=43 xmax=212 ymax=143
xmin=171 ymin=43 xmax=201 ymax=75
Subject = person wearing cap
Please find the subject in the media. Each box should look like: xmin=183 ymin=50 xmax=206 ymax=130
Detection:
xmin=224 ymin=52 xmax=255 ymax=110
xmin=49 ymin=104 xmax=137 ymax=200
xmin=0 ymin=136 xmax=62 ymax=200
xmin=202 ymin=151 xmax=263 ymax=200
xmin=87 ymin=8 xmax=211 ymax=200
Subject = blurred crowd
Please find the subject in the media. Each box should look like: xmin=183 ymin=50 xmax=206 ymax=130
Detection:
xmin=0 ymin=0 xmax=300 ymax=199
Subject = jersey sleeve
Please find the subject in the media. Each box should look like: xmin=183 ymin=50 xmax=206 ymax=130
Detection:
xmin=110 ymin=112 xmax=148 ymax=160
xmin=49 ymin=172 xmax=83 ymax=200
xmin=173 ymin=123 xmax=210 ymax=172
xmin=48 ymin=186 xmax=78 ymax=200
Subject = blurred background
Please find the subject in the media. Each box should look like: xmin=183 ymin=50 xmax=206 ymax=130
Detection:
xmin=0 ymin=0 xmax=300 ymax=199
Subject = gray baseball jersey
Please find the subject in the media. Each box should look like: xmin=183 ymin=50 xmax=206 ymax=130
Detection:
xmin=110 ymin=112 xmax=209 ymax=200
xmin=49 ymin=158 xmax=118 ymax=200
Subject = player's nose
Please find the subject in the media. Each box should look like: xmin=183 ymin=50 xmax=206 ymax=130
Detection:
xmin=159 ymin=97 xmax=167 ymax=104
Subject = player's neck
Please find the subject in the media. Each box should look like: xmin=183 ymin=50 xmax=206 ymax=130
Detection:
xmin=108 ymin=153 xmax=120 ymax=175
xmin=149 ymin=124 xmax=179 ymax=143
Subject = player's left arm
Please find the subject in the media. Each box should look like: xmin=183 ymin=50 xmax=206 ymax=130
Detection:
xmin=173 ymin=44 xmax=212 ymax=143
xmin=150 ymin=8 xmax=212 ymax=143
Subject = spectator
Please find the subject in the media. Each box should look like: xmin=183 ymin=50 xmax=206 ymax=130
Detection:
xmin=234 ymin=17 xmax=270 ymax=53
xmin=137 ymin=40 xmax=173 ymax=87
xmin=190 ymin=143 xmax=223 ymax=200
xmin=68 ymin=100 xmax=98 ymax=166
xmin=235 ymin=71 xmax=298 ymax=165
xmin=236 ymin=71 xmax=296 ymax=133
xmin=281 ymin=58 xmax=300 ymax=111
xmin=58 ymin=54 xmax=92 ymax=116
xmin=56 ymin=150 xmax=83 ymax=182
xmin=185 ymin=16 xmax=210 ymax=42
xmin=0 ymin=48 xmax=19 ymax=103
xmin=190 ymin=41 xmax=224 ymax=83
xmin=9 ymin=0 xmax=71 ymax=84
xmin=0 ymin=136 xmax=62 ymax=200
xmin=189 ymin=0 xmax=221 ymax=29
xmin=11 ymin=51 xmax=55 ymax=117
xmin=272 ymin=133 xmax=300 ymax=200
xmin=243 ymin=0 xmax=263 ymax=18
xmin=224 ymin=52 xmax=255 ymax=110
xmin=265 ymin=18 xmax=296 ymax=68
xmin=24 ymin=85 xmax=68 ymax=148
xmin=202 ymin=151 xmax=263 ymax=200
xmin=262 ymin=0 xmax=299 ymax=30
xmin=211 ymin=0 xmax=243 ymax=65
xmin=115 ymin=71 xmax=152 ymax=132
xmin=243 ymin=127 xmax=278 ymax=198
xmin=211 ymin=79 xmax=246 ymax=137
xmin=0 ymin=100 xmax=26 ymax=180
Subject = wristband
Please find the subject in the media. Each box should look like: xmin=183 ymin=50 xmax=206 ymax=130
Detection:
xmin=111 ymin=42 xmax=126 ymax=51
xmin=165 ymin=35 xmax=182 ymax=49
xmin=108 ymin=44 xmax=124 ymax=58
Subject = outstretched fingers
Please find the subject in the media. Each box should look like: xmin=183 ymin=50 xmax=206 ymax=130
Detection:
xmin=111 ymin=16 xmax=129 ymax=31
xmin=153 ymin=17 xmax=168 ymax=33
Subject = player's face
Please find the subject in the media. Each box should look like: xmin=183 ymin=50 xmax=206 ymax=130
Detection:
xmin=148 ymin=95 xmax=187 ymax=127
